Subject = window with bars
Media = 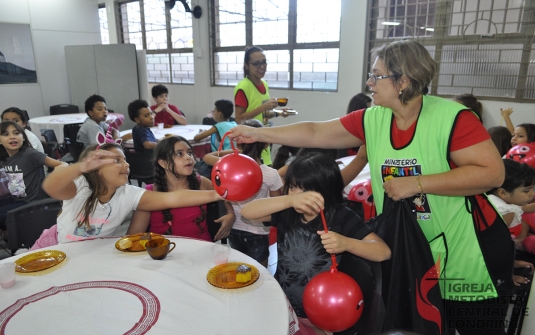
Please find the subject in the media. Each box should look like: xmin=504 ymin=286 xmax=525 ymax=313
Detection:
xmin=209 ymin=0 xmax=342 ymax=91
xmin=113 ymin=0 xmax=194 ymax=84
xmin=367 ymin=0 xmax=535 ymax=101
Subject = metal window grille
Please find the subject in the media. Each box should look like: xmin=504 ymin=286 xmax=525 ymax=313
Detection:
xmin=209 ymin=0 xmax=342 ymax=91
xmin=367 ymin=0 xmax=535 ymax=101
xmin=114 ymin=0 xmax=194 ymax=84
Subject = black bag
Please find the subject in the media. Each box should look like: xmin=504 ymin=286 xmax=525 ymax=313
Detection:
xmin=368 ymin=198 xmax=444 ymax=334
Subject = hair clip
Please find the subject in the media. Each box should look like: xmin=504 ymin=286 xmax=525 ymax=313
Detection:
xmin=95 ymin=128 xmax=122 ymax=150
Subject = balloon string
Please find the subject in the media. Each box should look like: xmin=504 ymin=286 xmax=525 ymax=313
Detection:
xmin=320 ymin=209 xmax=338 ymax=272
xmin=217 ymin=131 xmax=239 ymax=157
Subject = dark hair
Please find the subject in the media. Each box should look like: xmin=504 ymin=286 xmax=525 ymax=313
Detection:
xmin=283 ymin=152 xmax=345 ymax=228
xmin=272 ymin=145 xmax=300 ymax=170
xmin=0 ymin=121 xmax=31 ymax=161
xmin=296 ymin=147 xmax=339 ymax=161
xmin=152 ymin=136 xmax=206 ymax=235
xmin=488 ymin=126 xmax=512 ymax=157
xmin=489 ymin=159 xmax=535 ymax=194
xmin=455 ymin=93 xmax=483 ymax=122
xmin=241 ymin=119 xmax=266 ymax=161
xmin=371 ymin=40 xmax=436 ymax=105
xmin=151 ymin=84 xmax=168 ymax=98
xmin=214 ymin=99 xmax=234 ymax=119
xmin=127 ymin=99 xmax=149 ymax=122
xmin=346 ymin=93 xmax=371 ymax=114
xmin=243 ymin=46 xmax=264 ymax=77
xmin=84 ymin=94 xmax=106 ymax=115
xmin=76 ymin=143 xmax=123 ymax=228
xmin=516 ymin=123 xmax=535 ymax=143
xmin=2 ymin=107 xmax=31 ymax=130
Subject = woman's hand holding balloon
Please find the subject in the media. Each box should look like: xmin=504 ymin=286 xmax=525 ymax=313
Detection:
xmin=228 ymin=125 xmax=261 ymax=144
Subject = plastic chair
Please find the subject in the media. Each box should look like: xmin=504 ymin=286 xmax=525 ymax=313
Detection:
xmin=63 ymin=124 xmax=84 ymax=162
xmin=50 ymin=104 xmax=79 ymax=115
xmin=6 ymin=198 xmax=62 ymax=255
xmin=40 ymin=129 xmax=67 ymax=159
xmin=123 ymin=148 xmax=154 ymax=187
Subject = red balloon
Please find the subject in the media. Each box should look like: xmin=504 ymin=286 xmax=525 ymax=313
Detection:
xmin=303 ymin=270 xmax=364 ymax=332
xmin=211 ymin=152 xmax=262 ymax=201
xmin=348 ymin=179 xmax=376 ymax=221
xmin=507 ymin=143 xmax=535 ymax=169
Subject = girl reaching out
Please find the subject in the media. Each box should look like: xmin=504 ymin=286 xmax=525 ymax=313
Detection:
xmin=0 ymin=121 xmax=68 ymax=224
xmin=241 ymin=152 xmax=390 ymax=335
xmin=40 ymin=143 xmax=221 ymax=244
xmin=127 ymin=136 xmax=235 ymax=241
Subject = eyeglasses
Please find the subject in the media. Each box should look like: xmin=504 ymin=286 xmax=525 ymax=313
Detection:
xmin=249 ymin=60 xmax=268 ymax=68
xmin=367 ymin=73 xmax=395 ymax=85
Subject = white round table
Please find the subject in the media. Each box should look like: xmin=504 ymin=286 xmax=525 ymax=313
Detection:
xmin=120 ymin=124 xmax=212 ymax=158
xmin=0 ymin=237 xmax=291 ymax=335
xmin=29 ymin=113 xmax=124 ymax=143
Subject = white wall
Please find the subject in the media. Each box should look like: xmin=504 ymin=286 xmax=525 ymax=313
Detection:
xmin=0 ymin=0 xmax=100 ymax=118
xmin=0 ymin=0 xmax=532 ymax=126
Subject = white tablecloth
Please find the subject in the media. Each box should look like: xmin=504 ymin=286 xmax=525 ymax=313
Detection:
xmin=120 ymin=124 xmax=213 ymax=158
xmin=0 ymin=238 xmax=290 ymax=335
xmin=29 ymin=113 xmax=123 ymax=144
xmin=120 ymin=124 xmax=212 ymax=146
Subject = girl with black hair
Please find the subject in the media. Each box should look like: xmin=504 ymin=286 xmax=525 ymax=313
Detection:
xmin=241 ymin=152 xmax=390 ymax=335
xmin=2 ymin=107 xmax=44 ymax=153
xmin=487 ymin=159 xmax=535 ymax=285
xmin=127 ymin=136 xmax=235 ymax=242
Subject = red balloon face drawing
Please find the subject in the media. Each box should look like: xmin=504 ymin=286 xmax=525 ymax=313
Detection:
xmin=348 ymin=180 xmax=372 ymax=205
xmin=210 ymin=153 xmax=262 ymax=201
xmin=212 ymin=169 xmax=227 ymax=199
xmin=507 ymin=143 xmax=535 ymax=169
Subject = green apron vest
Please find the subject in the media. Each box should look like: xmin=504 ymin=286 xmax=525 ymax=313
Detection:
xmin=234 ymin=78 xmax=272 ymax=165
xmin=364 ymin=95 xmax=497 ymax=300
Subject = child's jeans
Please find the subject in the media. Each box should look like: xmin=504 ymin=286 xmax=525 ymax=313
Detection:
xmin=228 ymin=229 xmax=269 ymax=263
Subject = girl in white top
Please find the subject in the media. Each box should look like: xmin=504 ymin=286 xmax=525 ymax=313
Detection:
xmin=42 ymin=143 xmax=222 ymax=243
xmin=488 ymin=159 xmax=535 ymax=286
xmin=2 ymin=107 xmax=44 ymax=153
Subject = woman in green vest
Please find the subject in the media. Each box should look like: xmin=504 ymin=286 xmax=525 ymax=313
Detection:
xmin=229 ymin=40 xmax=513 ymax=335
xmin=234 ymin=46 xmax=287 ymax=166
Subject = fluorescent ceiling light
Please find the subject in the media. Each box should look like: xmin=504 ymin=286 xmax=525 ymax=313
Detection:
xmin=382 ymin=21 xmax=400 ymax=26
